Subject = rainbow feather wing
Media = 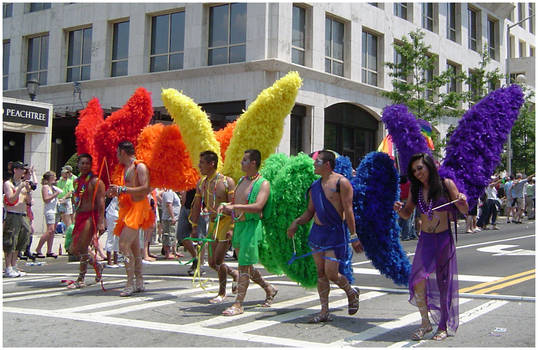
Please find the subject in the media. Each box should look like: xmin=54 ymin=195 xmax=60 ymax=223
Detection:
xmin=222 ymin=71 xmax=302 ymax=181
xmin=439 ymin=84 xmax=525 ymax=209
xmin=161 ymin=89 xmax=222 ymax=173
xmin=352 ymin=151 xmax=411 ymax=286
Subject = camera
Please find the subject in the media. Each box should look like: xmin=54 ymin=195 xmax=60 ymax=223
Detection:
xmin=28 ymin=181 xmax=37 ymax=191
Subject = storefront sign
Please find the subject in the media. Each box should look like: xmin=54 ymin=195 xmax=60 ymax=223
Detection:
xmin=3 ymin=102 xmax=49 ymax=127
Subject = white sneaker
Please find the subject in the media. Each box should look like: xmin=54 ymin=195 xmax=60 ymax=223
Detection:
xmin=5 ymin=267 xmax=20 ymax=278
xmin=13 ymin=268 xmax=26 ymax=277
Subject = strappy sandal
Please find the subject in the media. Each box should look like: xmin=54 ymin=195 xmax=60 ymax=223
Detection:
xmin=348 ymin=287 xmax=360 ymax=315
xmin=261 ymin=287 xmax=278 ymax=307
xmin=46 ymin=253 xmax=58 ymax=259
xmin=308 ymin=312 xmax=333 ymax=323
xmin=66 ymin=280 xmax=86 ymax=289
xmin=120 ymin=285 xmax=136 ymax=297
xmin=94 ymin=263 xmax=104 ymax=282
xmin=411 ymin=325 xmax=433 ymax=340
xmin=209 ymin=295 xmax=226 ymax=304
xmin=432 ymin=329 xmax=448 ymax=341
xmin=222 ymin=305 xmax=243 ymax=316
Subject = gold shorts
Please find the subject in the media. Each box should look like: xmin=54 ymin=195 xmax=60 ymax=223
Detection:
xmin=208 ymin=215 xmax=233 ymax=242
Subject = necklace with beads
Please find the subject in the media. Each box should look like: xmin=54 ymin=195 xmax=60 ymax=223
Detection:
xmin=418 ymin=187 xmax=433 ymax=220
xmin=201 ymin=172 xmax=220 ymax=215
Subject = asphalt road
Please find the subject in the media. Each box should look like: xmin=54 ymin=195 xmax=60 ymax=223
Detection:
xmin=3 ymin=219 xmax=535 ymax=348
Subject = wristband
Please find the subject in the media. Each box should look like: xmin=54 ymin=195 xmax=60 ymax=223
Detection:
xmin=350 ymin=234 xmax=358 ymax=241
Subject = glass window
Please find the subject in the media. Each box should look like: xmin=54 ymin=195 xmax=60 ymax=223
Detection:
xmin=292 ymin=5 xmax=305 ymax=66
xmin=519 ymin=41 xmax=526 ymax=57
xmin=422 ymin=66 xmax=434 ymax=100
xmin=27 ymin=34 xmax=49 ymax=86
xmin=446 ymin=62 xmax=457 ymax=93
xmin=67 ymin=27 xmax=92 ymax=82
xmin=529 ymin=4 xmax=535 ymax=34
xmin=29 ymin=3 xmax=51 ymax=12
xmin=362 ymin=31 xmax=378 ymax=86
xmin=487 ymin=18 xmax=497 ymax=60
xmin=468 ymin=8 xmax=478 ymax=51
xmin=325 ymin=16 xmax=344 ymax=77
xmin=208 ymin=3 xmax=246 ymax=65
xmin=468 ymin=69 xmax=482 ymax=102
xmin=150 ymin=12 xmax=184 ymax=72
xmin=393 ymin=48 xmax=406 ymax=84
xmin=3 ymin=3 xmax=12 ymax=18
xmin=518 ymin=3 xmax=525 ymax=28
xmin=530 ymin=46 xmax=535 ymax=57
xmin=112 ymin=21 xmax=129 ymax=77
xmin=394 ymin=3 xmax=407 ymax=20
xmin=447 ymin=3 xmax=456 ymax=41
xmin=3 ymin=41 xmax=10 ymax=90
xmin=290 ymin=105 xmax=306 ymax=155
xmin=422 ymin=3 xmax=434 ymax=31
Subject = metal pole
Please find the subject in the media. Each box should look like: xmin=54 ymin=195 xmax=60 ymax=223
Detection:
xmin=506 ymin=23 xmax=512 ymax=176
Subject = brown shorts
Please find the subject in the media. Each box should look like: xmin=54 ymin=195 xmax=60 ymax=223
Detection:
xmin=3 ymin=212 xmax=30 ymax=253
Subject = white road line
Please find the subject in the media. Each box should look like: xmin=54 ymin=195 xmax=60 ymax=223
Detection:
xmin=91 ymin=300 xmax=176 ymax=316
xmin=352 ymin=267 xmax=500 ymax=282
xmin=2 ymin=275 xmax=57 ymax=285
xmin=330 ymin=298 xmax=472 ymax=346
xmin=3 ymin=279 xmax=129 ymax=297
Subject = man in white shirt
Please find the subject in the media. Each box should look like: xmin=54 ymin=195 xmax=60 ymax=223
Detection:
xmin=161 ymin=189 xmax=181 ymax=259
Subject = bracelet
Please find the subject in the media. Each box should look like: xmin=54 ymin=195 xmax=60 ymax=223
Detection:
xmin=118 ymin=186 xmax=127 ymax=194
xmin=349 ymin=234 xmax=358 ymax=241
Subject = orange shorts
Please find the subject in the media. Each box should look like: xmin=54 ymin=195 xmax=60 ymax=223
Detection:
xmin=114 ymin=194 xmax=155 ymax=236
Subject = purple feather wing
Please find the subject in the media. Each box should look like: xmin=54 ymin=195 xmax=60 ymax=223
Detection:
xmin=381 ymin=105 xmax=432 ymax=175
xmin=439 ymin=84 xmax=525 ymax=209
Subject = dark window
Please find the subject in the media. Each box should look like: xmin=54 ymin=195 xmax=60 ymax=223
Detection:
xmin=290 ymin=105 xmax=306 ymax=155
xmin=468 ymin=70 xmax=482 ymax=101
xmin=362 ymin=31 xmax=378 ymax=86
xmin=29 ymin=3 xmax=51 ymax=12
xmin=393 ymin=49 xmax=406 ymax=84
xmin=422 ymin=3 xmax=434 ymax=31
xmin=3 ymin=41 xmax=10 ymax=90
xmin=208 ymin=3 xmax=246 ymax=65
xmin=67 ymin=27 xmax=92 ymax=82
xmin=529 ymin=4 xmax=535 ymax=34
xmin=422 ymin=66 xmax=434 ymax=100
xmin=292 ymin=5 xmax=305 ymax=66
xmin=27 ymin=34 xmax=49 ymax=85
xmin=518 ymin=3 xmax=525 ymax=28
xmin=487 ymin=18 xmax=497 ymax=59
xmin=150 ymin=12 xmax=184 ymax=72
xmin=325 ymin=17 xmax=344 ymax=76
xmin=519 ymin=41 xmax=526 ymax=57
xmin=199 ymin=101 xmax=245 ymax=130
xmin=468 ymin=8 xmax=478 ymax=51
xmin=447 ymin=3 xmax=456 ymax=41
xmin=3 ymin=3 xmax=12 ymax=18
xmin=394 ymin=3 xmax=407 ymax=20
xmin=530 ymin=46 xmax=535 ymax=57
xmin=446 ymin=62 xmax=457 ymax=93
xmin=111 ymin=21 xmax=129 ymax=77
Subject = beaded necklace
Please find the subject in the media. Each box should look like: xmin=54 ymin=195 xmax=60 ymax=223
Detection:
xmin=417 ymin=187 xmax=433 ymax=220
xmin=201 ymin=172 xmax=220 ymax=216
xmin=232 ymin=173 xmax=260 ymax=220
xmin=73 ymin=172 xmax=93 ymax=211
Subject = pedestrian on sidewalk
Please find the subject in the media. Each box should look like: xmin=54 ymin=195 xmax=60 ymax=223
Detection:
xmin=34 ymin=171 xmax=62 ymax=259
xmin=525 ymin=178 xmax=535 ymax=220
xmin=477 ymin=177 xmax=502 ymax=230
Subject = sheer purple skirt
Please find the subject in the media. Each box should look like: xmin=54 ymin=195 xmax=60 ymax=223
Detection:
xmin=408 ymin=229 xmax=459 ymax=335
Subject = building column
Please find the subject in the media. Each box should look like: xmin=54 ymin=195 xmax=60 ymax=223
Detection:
xmin=311 ymin=105 xmax=325 ymax=151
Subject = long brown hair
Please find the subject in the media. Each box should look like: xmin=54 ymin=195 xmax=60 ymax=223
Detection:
xmin=407 ymin=153 xmax=443 ymax=204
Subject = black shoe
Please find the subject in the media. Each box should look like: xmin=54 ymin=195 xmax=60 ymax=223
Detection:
xmin=18 ymin=254 xmax=28 ymax=261
xmin=188 ymin=258 xmax=198 ymax=276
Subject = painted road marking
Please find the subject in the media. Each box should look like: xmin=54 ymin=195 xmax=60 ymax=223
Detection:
xmin=459 ymin=269 xmax=535 ymax=293
xmin=477 ymin=244 xmax=535 ymax=256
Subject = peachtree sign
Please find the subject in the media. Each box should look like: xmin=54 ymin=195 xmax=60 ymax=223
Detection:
xmin=3 ymin=102 xmax=49 ymax=126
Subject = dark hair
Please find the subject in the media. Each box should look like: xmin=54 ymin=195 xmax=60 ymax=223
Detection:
xmin=407 ymin=153 xmax=443 ymax=205
xmin=399 ymin=174 xmax=408 ymax=184
xmin=118 ymin=141 xmax=135 ymax=156
xmin=78 ymin=153 xmax=92 ymax=163
xmin=244 ymin=149 xmax=262 ymax=169
xmin=318 ymin=150 xmax=336 ymax=170
xmin=200 ymin=150 xmax=218 ymax=168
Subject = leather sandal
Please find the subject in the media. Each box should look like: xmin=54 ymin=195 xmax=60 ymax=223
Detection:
xmin=432 ymin=329 xmax=448 ymax=341
xmin=33 ymin=252 xmax=45 ymax=259
xmin=411 ymin=325 xmax=433 ymax=340
xmin=46 ymin=253 xmax=58 ymax=259
xmin=66 ymin=280 xmax=86 ymax=289
xmin=209 ymin=295 xmax=226 ymax=304
xmin=222 ymin=305 xmax=243 ymax=316
xmin=261 ymin=287 xmax=278 ymax=307
xmin=120 ymin=286 xmax=135 ymax=297
xmin=308 ymin=312 xmax=333 ymax=323
xmin=348 ymin=287 xmax=360 ymax=315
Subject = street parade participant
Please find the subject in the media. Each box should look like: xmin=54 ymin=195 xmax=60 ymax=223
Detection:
xmin=220 ymin=149 xmax=278 ymax=316
xmin=394 ymin=153 xmax=468 ymax=341
xmin=67 ymin=154 xmax=106 ymax=288
xmin=109 ymin=141 xmax=155 ymax=297
xmin=287 ymin=150 xmax=363 ymax=323
xmin=190 ymin=150 xmax=238 ymax=303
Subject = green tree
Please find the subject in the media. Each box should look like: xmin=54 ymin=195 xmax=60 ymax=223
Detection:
xmin=505 ymin=87 xmax=535 ymax=175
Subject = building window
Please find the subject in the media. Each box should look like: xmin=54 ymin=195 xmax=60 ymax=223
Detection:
xmin=422 ymin=3 xmax=434 ymax=31
xmin=66 ymin=27 xmax=92 ymax=82
xmin=394 ymin=3 xmax=408 ymax=20
xmin=325 ymin=16 xmax=344 ymax=76
xmin=487 ymin=80 xmax=498 ymax=93
xmin=290 ymin=105 xmax=306 ymax=156
xmin=468 ymin=7 xmax=478 ymax=51
xmin=292 ymin=5 xmax=305 ymax=66
xmin=422 ymin=65 xmax=434 ymax=101
xmin=27 ymin=34 xmax=48 ymax=86
xmin=447 ymin=3 xmax=457 ymax=41
xmin=446 ymin=62 xmax=458 ymax=93
xmin=518 ymin=3 xmax=525 ymax=29
xmin=487 ymin=18 xmax=497 ymax=60
xmin=468 ymin=69 xmax=482 ymax=102
xmin=362 ymin=31 xmax=378 ymax=86
xmin=531 ymin=46 xmax=535 ymax=57
xmin=111 ymin=21 xmax=129 ymax=77
xmin=519 ymin=41 xmax=526 ymax=57
xmin=29 ymin=3 xmax=51 ymax=12
xmin=150 ymin=12 xmax=184 ymax=72
xmin=3 ymin=41 xmax=10 ymax=90
xmin=368 ymin=3 xmax=378 ymax=8
xmin=208 ymin=3 xmax=246 ymax=66
xmin=393 ymin=48 xmax=406 ymax=84
xmin=529 ymin=4 xmax=535 ymax=34
xmin=3 ymin=3 xmax=12 ymax=18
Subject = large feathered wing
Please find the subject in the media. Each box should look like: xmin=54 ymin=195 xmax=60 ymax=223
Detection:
xmin=75 ymin=97 xmax=104 ymax=173
xmin=214 ymin=120 xmax=237 ymax=163
xmin=222 ymin=71 xmax=302 ymax=182
xmin=439 ymin=84 xmax=525 ymax=209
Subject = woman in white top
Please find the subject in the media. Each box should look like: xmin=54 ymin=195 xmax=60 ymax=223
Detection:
xmin=34 ymin=171 xmax=62 ymax=258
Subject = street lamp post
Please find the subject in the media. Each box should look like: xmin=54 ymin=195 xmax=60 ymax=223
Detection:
xmin=26 ymin=79 xmax=39 ymax=101
xmin=505 ymin=14 xmax=534 ymax=176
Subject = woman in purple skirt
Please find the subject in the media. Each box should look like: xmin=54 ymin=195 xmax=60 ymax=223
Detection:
xmin=394 ymin=153 xmax=468 ymax=341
